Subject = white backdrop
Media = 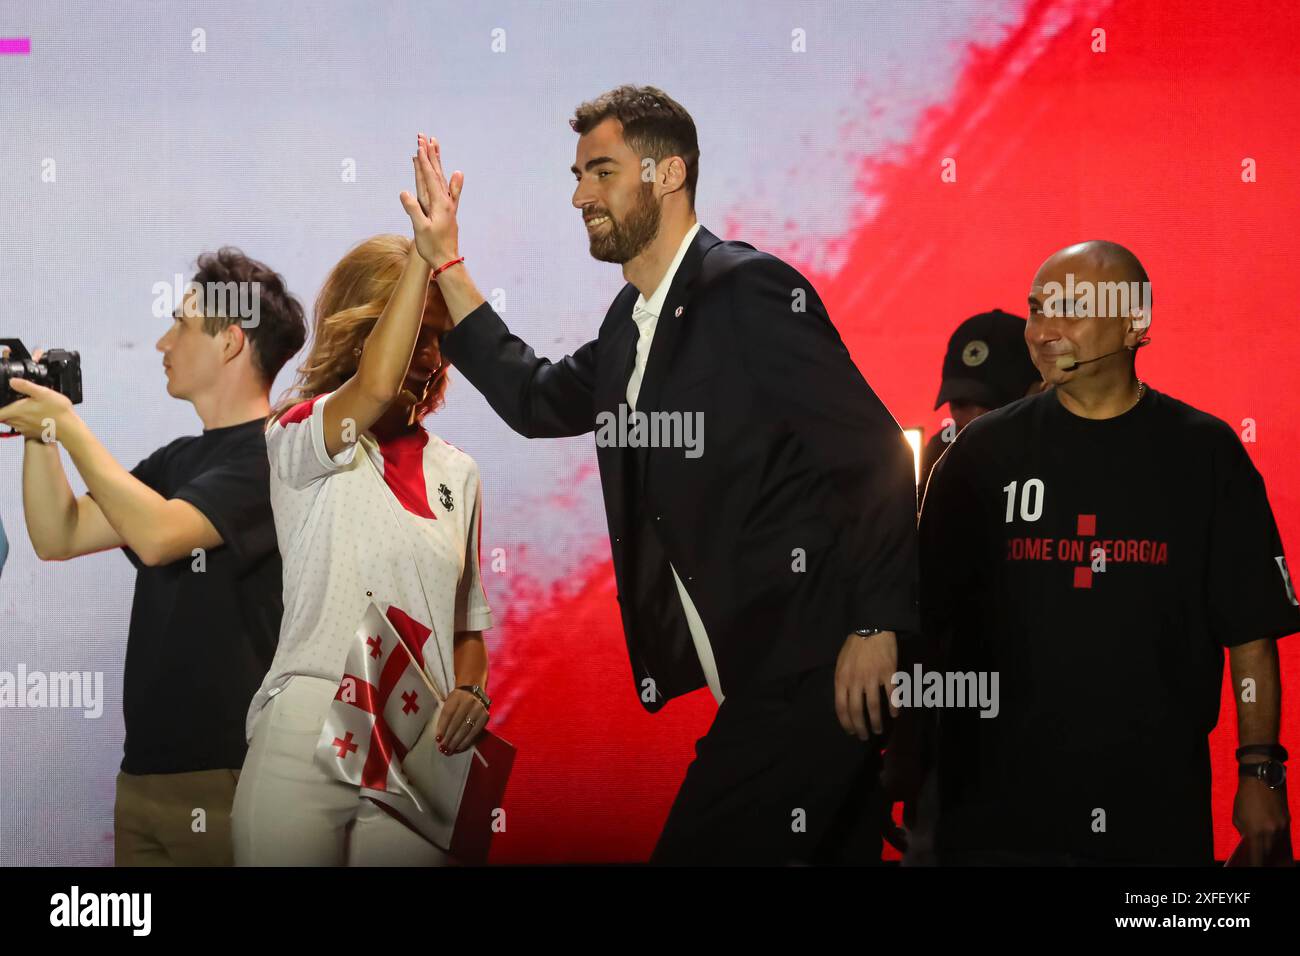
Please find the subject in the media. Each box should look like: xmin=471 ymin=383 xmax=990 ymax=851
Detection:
xmin=0 ymin=0 xmax=1017 ymax=864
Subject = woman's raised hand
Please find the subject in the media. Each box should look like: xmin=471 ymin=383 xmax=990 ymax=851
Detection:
xmin=399 ymin=133 xmax=464 ymax=269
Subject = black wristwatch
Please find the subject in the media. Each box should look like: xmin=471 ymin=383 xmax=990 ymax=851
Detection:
xmin=1237 ymin=744 xmax=1287 ymax=789
xmin=457 ymin=684 xmax=491 ymax=712
xmin=1239 ymin=760 xmax=1287 ymax=789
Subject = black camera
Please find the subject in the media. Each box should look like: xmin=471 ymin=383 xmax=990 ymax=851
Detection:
xmin=0 ymin=339 xmax=83 ymax=407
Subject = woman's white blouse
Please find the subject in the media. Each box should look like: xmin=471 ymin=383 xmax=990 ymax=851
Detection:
xmin=246 ymin=391 xmax=493 ymax=740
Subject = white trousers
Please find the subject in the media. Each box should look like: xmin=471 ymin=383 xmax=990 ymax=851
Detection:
xmin=232 ymin=675 xmax=449 ymax=866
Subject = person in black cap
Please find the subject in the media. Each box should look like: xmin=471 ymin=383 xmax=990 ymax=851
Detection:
xmin=891 ymin=308 xmax=1040 ymax=863
xmin=919 ymin=309 xmax=1041 ymax=494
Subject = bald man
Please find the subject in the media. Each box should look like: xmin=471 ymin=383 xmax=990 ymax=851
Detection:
xmin=917 ymin=240 xmax=1298 ymax=865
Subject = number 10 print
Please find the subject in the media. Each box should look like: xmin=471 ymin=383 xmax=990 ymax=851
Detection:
xmin=1003 ymin=479 xmax=1044 ymax=523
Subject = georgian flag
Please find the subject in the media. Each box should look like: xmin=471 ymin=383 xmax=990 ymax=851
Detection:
xmin=314 ymin=601 xmax=473 ymax=851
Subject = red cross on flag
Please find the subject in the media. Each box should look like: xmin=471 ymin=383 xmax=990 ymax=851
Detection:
xmin=314 ymin=601 xmax=474 ymax=854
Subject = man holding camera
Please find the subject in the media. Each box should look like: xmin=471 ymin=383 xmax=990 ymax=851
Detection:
xmin=0 ymin=249 xmax=306 ymax=865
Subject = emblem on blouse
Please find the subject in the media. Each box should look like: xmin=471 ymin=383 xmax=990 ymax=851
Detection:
xmin=438 ymin=483 xmax=454 ymax=512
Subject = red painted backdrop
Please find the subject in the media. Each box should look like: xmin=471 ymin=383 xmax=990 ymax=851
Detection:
xmin=485 ymin=0 xmax=1300 ymax=862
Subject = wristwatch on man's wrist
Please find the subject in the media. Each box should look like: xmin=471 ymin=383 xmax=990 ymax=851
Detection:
xmin=1239 ymin=760 xmax=1287 ymax=789
xmin=457 ymin=684 xmax=491 ymax=712
xmin=853 ymin=627 xmax=886 ymax=639
xmin=1237 ymin=744 xmax=1287 ymax=789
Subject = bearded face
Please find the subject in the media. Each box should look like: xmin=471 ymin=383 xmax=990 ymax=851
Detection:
xmin=584 ymin=180 xmax=662 ymax=264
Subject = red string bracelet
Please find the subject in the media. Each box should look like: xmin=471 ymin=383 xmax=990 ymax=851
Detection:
xmin=432 ymin=255 xmax=465 ymax=280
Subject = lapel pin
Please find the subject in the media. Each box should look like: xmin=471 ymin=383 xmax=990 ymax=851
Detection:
xmin=675 ymin=306 xmax=684 ymax=317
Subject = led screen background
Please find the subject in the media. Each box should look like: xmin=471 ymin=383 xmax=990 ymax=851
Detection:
xmin=0 ymin=0 xmax=1296 ymax=863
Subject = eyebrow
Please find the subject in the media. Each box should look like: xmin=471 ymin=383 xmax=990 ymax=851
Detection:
xmin=570 ymin=156 xmax=617 ymax=176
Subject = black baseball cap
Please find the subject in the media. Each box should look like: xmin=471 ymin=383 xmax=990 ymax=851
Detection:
xmin=934 ymin=309 xmax=1040 ymax=411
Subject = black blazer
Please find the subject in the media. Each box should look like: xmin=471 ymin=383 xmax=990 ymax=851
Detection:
xmin=442 ymin=225 xmax=919 ymax=711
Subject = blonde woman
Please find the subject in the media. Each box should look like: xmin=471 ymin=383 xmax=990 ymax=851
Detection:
xmin=232 ymin=138 xmax=493 ymax=865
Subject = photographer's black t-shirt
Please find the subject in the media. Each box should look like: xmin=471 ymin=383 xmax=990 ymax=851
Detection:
xmin=920 ymin=387 xmax=1300 ymax=863
xmin=114 ymin=417 xmax=281 ymax=774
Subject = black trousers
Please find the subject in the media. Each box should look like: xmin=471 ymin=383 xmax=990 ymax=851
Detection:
xmin=650 ymin=661 xmax=885 ymax=865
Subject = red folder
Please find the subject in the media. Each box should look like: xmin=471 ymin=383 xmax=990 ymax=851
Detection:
xmin=450 ymin=731 xmax=516 ymax=865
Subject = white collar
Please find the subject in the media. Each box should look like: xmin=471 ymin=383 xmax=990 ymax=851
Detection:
xmin=633 ymin=222 xmax=702 ymax=321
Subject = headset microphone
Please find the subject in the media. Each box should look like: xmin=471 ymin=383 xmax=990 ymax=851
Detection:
xmin=1057 ymin=347 xmax=1123 ymax=372
xmin=1055 ymin=308 xmax=1151 ymax=371
xmin=1055 ymin=338 xmax=1151 ymax=371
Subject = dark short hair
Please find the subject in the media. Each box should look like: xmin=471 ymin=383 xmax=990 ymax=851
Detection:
xmin=571 ymin=84 xmax=700 ymax=208
xmin=191 ymin=247 xmax=307 ymax=385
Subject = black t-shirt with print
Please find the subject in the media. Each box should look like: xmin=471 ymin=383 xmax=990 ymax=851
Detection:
xmin=919 ymin=387 xmax=1300 ymax=864
xmin=114 ymin=418 xmax=282 ymax=774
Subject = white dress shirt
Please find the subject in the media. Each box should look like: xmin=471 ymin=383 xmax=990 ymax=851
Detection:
xmin=624 ymin=222 xmax=723 ymax=705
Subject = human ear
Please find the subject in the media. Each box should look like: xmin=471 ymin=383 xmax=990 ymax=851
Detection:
xmin=222 ymin=322 xmax=248 ymax=363
xmin=659 ymin=156 xmax=687 ymax=194
xmin=1126 ymin=307 xmax=1151 ymax=348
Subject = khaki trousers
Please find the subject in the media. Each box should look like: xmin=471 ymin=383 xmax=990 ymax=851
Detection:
xmin=114 ymin=767 xmax=241 ymax=866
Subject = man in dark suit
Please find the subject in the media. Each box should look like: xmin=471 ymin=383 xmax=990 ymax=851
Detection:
xmin=401 ymin=86 xmax=919 ymax=863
